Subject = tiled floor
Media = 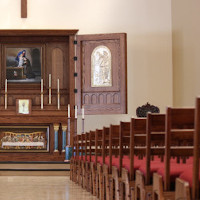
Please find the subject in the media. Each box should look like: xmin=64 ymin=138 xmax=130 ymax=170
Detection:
xmin=0 ymin=176 xmax=97 ymax=200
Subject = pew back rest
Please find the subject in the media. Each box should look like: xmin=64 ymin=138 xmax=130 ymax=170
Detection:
xmin=165 ymin=107 xmax=195 ymax=191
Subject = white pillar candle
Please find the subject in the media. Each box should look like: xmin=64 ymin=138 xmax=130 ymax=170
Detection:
xmin=5 ymin=79 xmax=7 ymax=93
xmin=75 ymin=105 xmax=77 ymax=119
xmin=68 ymin=104 xmax=70 ymax=118
xmin=82 ymin=106 xmax=84 ymax=119
xmin=41 ymin=79 xmax=43 ymax=93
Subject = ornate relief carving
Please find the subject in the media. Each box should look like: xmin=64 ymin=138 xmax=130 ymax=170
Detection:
xmin=83 ymin=92 xmax=121 ymax=105
xmin=91 ymin=46 xmax=112 ymax=87
xmin=136 ymin=102 xmax=160 ymax=117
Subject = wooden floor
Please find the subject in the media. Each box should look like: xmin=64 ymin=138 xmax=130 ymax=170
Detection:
xmin=0 ymin=176 xmax=97 ymax=200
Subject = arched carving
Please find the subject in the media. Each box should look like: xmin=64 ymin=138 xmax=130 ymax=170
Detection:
xmin=84 ymin=94 xmax=90 ymax=105
xmin=91 ymin=45 xmax=112 ymax=87
xmin=113 ymin=93 xmax=120 ymax=104
xmin=91 ymin=94 xmax=97 ymax=104
xmin=106 ymin=93 xmax=112 ymax=104
xmin=99 ymin=94 xmax=104 ymax=104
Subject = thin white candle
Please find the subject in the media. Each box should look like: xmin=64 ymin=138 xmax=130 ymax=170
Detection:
xmin=68 ymin=104 xmax=70 ymax=118
xmin=75 ymin=105 xmax=77 ymax=119
xmin=41 ymin=79 xmax=43 ymax=93
xmin=5 ymin=79 xmax=7 ymax=93
xmin=82 ymin=106 xmax=84 ymax=119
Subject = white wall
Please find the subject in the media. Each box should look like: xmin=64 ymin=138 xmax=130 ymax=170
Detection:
xmin=172 ymin=0 xmax=200 ymax=107
xmin=0 ymin=0 xmax=173 ymax=132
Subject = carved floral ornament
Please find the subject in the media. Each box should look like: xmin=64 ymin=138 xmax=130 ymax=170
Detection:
xmin=91 ymin=45 xmax=112 ymax=87
xmin=136 ymin=102 xmax=160 ymax=117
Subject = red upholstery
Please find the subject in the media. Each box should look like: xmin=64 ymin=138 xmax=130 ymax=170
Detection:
xmin=157 ymin=163 xmax=193 ymax=182
xmin=139 ymin=161 xmax=164 ymax=176
xmin=123 ymin=158 xmax=146 ymax=172
xmin=179 ymin=166 xmax=200 ymax=187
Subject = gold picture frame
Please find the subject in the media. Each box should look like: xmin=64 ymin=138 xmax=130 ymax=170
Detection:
xmin=16 ymin=99 xmax=32 ymax=115
xmin=0 ymin=126 xmax=49 ymax=152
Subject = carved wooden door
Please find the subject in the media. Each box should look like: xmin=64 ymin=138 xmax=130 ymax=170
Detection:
xmin=76 ymin=33 xmax=127 ymax=114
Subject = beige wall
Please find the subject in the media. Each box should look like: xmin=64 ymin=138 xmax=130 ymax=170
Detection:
xmin=0 ymin=0 xmax=173 ymax=132
xmin=172 ymin=0 xmax=200 ymax=107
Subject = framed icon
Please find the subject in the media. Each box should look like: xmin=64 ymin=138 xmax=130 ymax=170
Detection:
xmin=16 ymin=99 xmax=32 ymax=115
xmin=5 ymin=45 xmax=42 ymax=83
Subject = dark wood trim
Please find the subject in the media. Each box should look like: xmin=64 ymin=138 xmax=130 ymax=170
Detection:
xmin=0 ymin=30 xmax=79 ymax=36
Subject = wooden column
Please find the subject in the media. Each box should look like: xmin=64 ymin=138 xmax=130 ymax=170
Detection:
xmin=69 ymin=35 xmax=75 ymax=145
xmin=21 ymin=0 xmax=27 ymax=18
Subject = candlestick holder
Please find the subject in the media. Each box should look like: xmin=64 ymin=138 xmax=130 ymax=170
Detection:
xmin=5 ymin=92 xmax=7 ymax=110
xmin=49 ymin=87 xmax=51 ymax=104
xmin=82 ymin=118 xmax=85 ymax=134
xmin=65 ymin=117 xmax=72 ymax=161
xmin=41 ymin=92 xmax=44 ymax=110
xmin=67 ymin=117 xmax=70 ymax=145
xmin=57 ymin=92 xmax=60 ymax=110
xmin=74 ymin=118 xmax=77 ymax=136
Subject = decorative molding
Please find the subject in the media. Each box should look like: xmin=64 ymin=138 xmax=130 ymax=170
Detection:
xmin=53 ymin=124 xmax=59 ymax=131
xmin=62 ymin=125 xmax=67 ymax=132
xmin=136 ymin=102 xmax=160 ymax=117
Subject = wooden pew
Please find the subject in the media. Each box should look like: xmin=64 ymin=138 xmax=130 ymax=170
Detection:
xmin=88 ymin=130 xmax=96 ymax=194
xmin=134 ymin=114 xmax=165 ymax=200
xmin=102 ymin=125 xmax=120 ymax=200
xmin=81 ymin=132 xmax=90 ymax=190
xmin=153 ymin=107 xmax=195 ymax=200
xmin=70 ymin=134 xmax=78 ymax=182
xmin=93 ymin=129 xmax=103 ymax=197
xmin=120 ymin=118 xmax=147 ymax=200
xmin=175 ymin=98 xmax=200 ymax=200
xmin=75 ymin=134 xmax=82 ymax=185
xmin=96 ymin=127 xmax=110 ymax=200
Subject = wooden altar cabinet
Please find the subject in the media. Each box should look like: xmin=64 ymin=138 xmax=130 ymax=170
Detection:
xmin=0 ymin=30 xmax=78 ymax=161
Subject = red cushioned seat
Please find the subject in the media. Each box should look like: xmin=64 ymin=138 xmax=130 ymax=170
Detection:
xmin=139 ymin=161 xmax=164 ymax=176
xmin=123 ymin=158 xmax=146 ymax=172
xmin=185 ymin=157 xmax=193 ymax=164
xmin=104 ymin=157 xmax=119 ymax=167
xmin=157 ymin=163 xmax=193 ymax=182
xmin=179 ymin=166 xmax=200 ymax=187
xmin=97 ymin=156 xmax=110 ymax=165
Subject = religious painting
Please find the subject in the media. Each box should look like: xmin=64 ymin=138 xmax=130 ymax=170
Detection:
xmin=16 ymin=99 xmax=31 ymax=115
xmin=5 ymin=46 xmax=42 ymax=83
xmin=91 ymin=45 xmax=112 ymax=87
xmin=0 ymin=126 xmax=49 ymax=152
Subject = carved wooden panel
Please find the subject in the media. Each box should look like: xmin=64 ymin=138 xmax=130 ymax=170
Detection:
xmin=46 ymin=42 xmax=69 ymax=90
xmin=52 ymin=48 xmax=64 ymax=89
xmin=77 ymin=33 xmax=127 ymax=114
